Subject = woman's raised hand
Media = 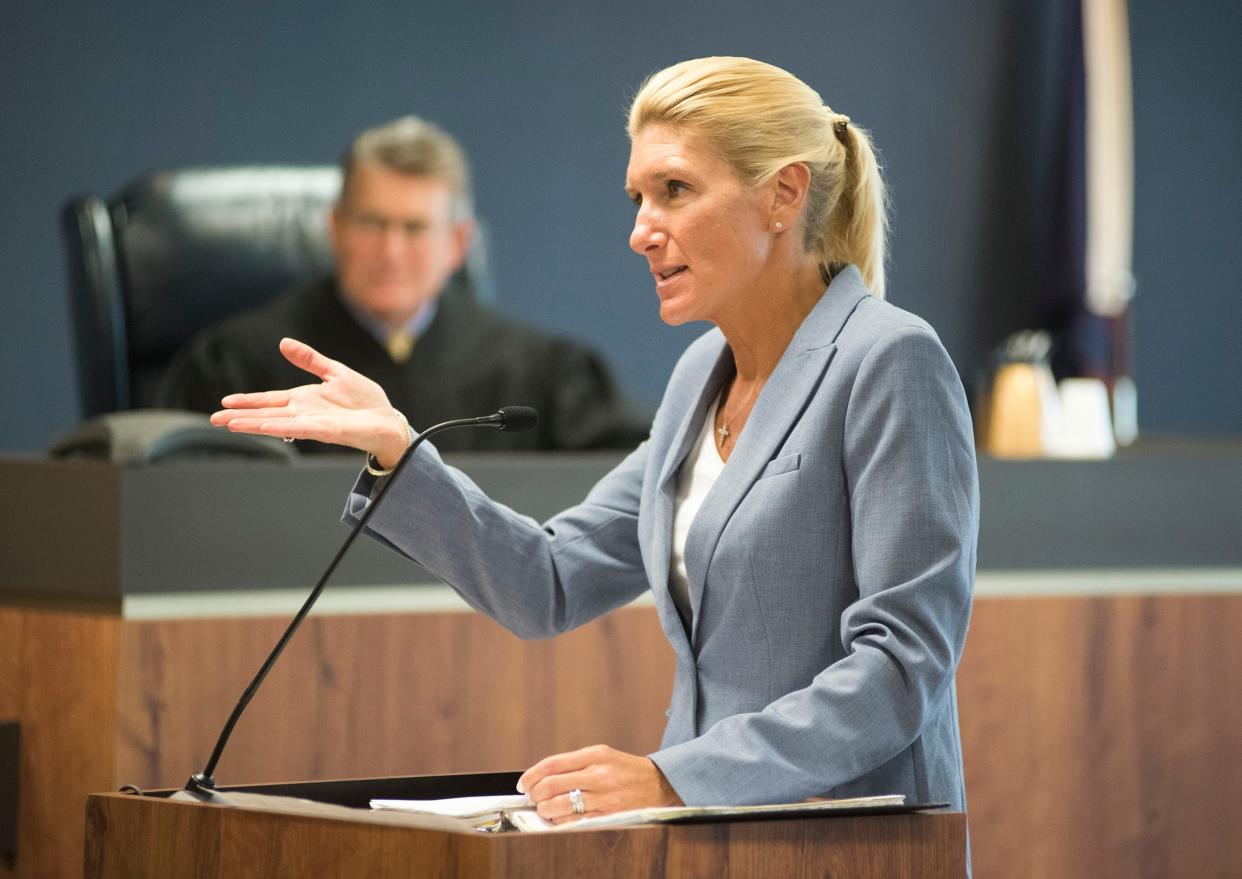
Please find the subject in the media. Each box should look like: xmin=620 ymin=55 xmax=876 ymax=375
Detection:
xmin=210 ymin=338 xmax=411 ymax=468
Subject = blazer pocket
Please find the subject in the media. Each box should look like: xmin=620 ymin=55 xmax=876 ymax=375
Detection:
xmin=758 ymin=452 xmax=801 ymax=480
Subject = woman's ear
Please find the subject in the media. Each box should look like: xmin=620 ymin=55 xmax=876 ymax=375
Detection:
xmin=770 ymin=162 xmax=811 ymax=231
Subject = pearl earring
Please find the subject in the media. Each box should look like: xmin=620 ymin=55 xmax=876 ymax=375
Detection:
xmin=774 ymin=221 xmax=783 ymax=231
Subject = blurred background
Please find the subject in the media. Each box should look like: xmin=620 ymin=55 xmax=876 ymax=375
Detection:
xmin=2 ymin=0 xmax=1239 ymax=450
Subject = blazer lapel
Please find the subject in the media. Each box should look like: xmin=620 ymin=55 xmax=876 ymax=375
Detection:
xmin=647 ymin=340 xmax=733 ymax=640
xmin=683 ymin=270 xmax=872 ymax=644
xmin=656 ymin=343 xmax=734 ymax=492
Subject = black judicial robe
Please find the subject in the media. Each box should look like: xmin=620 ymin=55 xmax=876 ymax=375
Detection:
xmin=157 ymin=275 xmax=651 ymax=453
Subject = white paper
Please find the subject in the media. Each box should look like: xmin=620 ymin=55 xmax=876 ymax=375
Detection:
xmin=553 ymin=794 xmax=909 ymax=831
xmin=370 ymin=794 xmax=532 ymax=819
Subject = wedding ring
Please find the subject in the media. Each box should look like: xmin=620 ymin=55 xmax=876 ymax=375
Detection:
xmin=569 ymin=788 xmax=585 ymax=816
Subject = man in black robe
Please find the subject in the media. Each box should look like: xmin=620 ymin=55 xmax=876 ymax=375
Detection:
xmin=158 ymin=116 xmax=649 ymax=452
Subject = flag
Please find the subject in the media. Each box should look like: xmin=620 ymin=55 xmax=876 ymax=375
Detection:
xmin=1041 ymin=0 xmax=1136 ymax=441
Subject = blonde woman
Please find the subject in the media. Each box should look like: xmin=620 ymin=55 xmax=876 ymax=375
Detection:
xmin=215 ymin=57 xmax=978 ymax=828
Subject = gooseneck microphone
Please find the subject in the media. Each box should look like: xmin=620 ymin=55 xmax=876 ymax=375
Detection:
xmin=184 ymin=406 xmax=539 ymax=795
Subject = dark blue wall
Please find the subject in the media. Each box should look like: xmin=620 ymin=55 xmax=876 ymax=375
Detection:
xmin=3 ymin=0 xmax=1239 ymax=450
xmin=1129 ymin=0 xmax=1242 ymax=436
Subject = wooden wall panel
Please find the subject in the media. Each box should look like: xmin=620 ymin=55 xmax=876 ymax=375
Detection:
xmin=958 ymin=594 xmax=1242 ymax=879
xmin=0 ymin=611 xmax=17 ymax=879
xmin=8 ymin=592 xmax=1242 ymax=877
xmin=0 ymin=608 xmax=119 ymax=879
xmin=113 ymin=605 xmax=676 ymax=789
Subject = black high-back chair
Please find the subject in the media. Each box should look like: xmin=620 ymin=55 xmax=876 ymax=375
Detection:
xmin=61 ymin=166 xmax=342 ymax=417
xmin=62 ymin=165 xmax=494 ymax=420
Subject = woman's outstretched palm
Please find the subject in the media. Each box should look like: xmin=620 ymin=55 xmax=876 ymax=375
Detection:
xmin=210 ymin=337 xmax=410 ymax=467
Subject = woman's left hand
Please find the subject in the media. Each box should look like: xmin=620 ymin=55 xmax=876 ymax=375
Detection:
xmin=517 ymin=744 xmax=683 ymax=824
xmin=210 ymin=337 xmax=410 ymax=467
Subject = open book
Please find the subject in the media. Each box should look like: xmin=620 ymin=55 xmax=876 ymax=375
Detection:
xmin=370 ymin=793 xmax=912 ymax=833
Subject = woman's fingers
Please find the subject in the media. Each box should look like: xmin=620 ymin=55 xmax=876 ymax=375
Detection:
xmin=536 ymin=782 xmax=601 ymax=824
xmin=528 ymin=768 xmax=593 ymax=804
xmin=215 ymin=388 xmax=295 ymax=413
xmin=218 ymin=415 xmax=323 ymax=441
xmin=518 ymin=744 xmax=683 ymax=823
xmin=518 ymin=760 xmax=601 ymax=824
xmin=209 ymin=343 xmax=398 ymax=454
xmin=280 ymin=337 xmax=341 ymax=381
xmin=211 ymin=404 xmax=297 ymax=426
xmin=219 ymin=406 xmax=397 ymax=454
xmin=547 ymin=797 xmax=606 ymax=825
xmin=518 ymin=746 xmax=596 ymax=796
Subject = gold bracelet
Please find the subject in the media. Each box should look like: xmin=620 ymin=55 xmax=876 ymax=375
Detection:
xmin=364 ymin=410 xmax=414 ymax=477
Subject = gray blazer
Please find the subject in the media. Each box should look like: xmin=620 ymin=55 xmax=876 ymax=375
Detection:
xmin=348 ymin=266 xmax=978 ymax=810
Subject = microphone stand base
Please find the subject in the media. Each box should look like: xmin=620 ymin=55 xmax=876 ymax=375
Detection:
xmin=175 ymin=775 xmax=231 ymax=804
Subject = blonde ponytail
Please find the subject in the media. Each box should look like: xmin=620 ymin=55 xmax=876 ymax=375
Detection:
xmin=628 ymin=57 xmax=888 ymax=298
xmin=824 ymin=118 xmax=888 ymax=298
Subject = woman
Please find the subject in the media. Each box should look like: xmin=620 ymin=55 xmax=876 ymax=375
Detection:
xmin=213 ymin=57 xmax=978 ymax=826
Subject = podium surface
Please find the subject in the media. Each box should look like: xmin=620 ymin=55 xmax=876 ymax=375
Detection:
xmin=85 ymin=778 xmax=967 ymax=879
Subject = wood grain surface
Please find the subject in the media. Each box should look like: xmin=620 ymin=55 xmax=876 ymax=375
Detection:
xmin=85 ymin=793 xmax=967 ymax=879
xmin=958 ymin=593 xmax=1242 ymax=878
xmin=113 ymin=605 xmax=675 ymax=787
xmin=0 ymin=608 xmax=119 ymax=879
xmin=5 ymin=592 xmax=1242 ymax=877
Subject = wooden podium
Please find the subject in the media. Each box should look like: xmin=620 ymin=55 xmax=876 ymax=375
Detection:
xmin=84 ymin=772 xmax=967 ymax=878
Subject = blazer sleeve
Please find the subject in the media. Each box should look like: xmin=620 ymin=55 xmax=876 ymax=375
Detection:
xmin=342 ymin=440 xmax=651 ymax=639
xmin=650 ymin=325 xmax=978 ymax=804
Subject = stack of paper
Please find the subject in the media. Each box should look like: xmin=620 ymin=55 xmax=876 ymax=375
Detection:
xmin=371 ymin=794 xmax=536 ymax=831
xmin=556 ymin=794 xmax=909 ymax=831
xmin=370 ymin=793 xmax=913 ymax=834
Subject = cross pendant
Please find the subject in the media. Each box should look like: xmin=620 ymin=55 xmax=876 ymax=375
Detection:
xmin=717 ymin=423 xmax=730 ymax=443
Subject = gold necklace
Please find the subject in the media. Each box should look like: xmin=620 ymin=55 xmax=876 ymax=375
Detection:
xmin=716 ymin=377 xmax=762 ymax=446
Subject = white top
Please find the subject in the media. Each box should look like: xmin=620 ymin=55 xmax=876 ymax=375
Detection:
xmin=669 ymin=396 xmax=727 ymax=632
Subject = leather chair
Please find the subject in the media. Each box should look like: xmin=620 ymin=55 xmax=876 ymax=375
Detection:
xmin=60 ymin=166 xmax=492 ymax=418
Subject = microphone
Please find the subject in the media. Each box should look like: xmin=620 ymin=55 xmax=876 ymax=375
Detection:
xmin=183 ymin=406 xmax=539 ymax=795
xmin=489 ymin=405 xmax=539 ymax=433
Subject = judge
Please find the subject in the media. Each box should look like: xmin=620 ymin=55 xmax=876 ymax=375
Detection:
xmin=160 ymin=115 xmax=649 ymax=452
